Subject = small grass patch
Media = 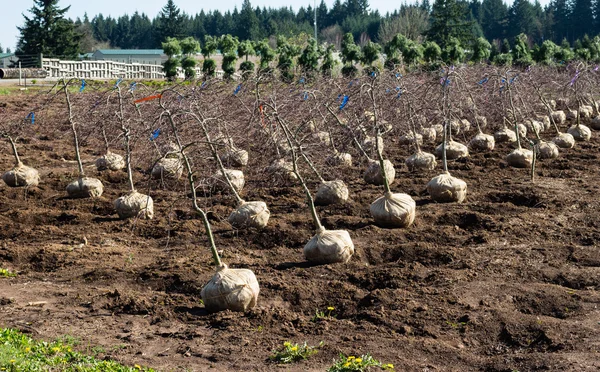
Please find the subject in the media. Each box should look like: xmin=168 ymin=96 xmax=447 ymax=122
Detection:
xmin=0 ymin=328 xmax=154 ymax=371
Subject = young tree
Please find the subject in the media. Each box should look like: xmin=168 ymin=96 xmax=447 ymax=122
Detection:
xmin=254 ymin=39 xmax=276 ymax=72
xmin=383 ymin=34 xmax=408 ymax=68
xmin=17 ymin=0 xmax=81 ymax=59
xmin=402 ymin=40 xmax=424 ymax=66
xmin=471 ymin=36 xmax=491 ymax=62
xmin=442 ymin=36 xmax=465 ymax=63
xmin=321 ymin=43 xmax=338 ymax=76
xmin=156 ymin=0 xmax=185 ymax=44
xmin=201 ymin=35 xmax=218 ymax=77
xmin=220 ymin=34 xmax=239 ymax=79
xmin=298 ymin=38 xmax=320 ymax=75
xmin=162 ymin=37 xmax=181 ymax=80
xmin=341 ymin=32 xmax=361 ymax=76
xmin=276 ymin=36 xmax=301 ymax=81
xmin=423 ymin=40 xmax=442 ymax=62
xmin=512 ymin=33 xmax=532 ymax=65
xmin=360 ymin=40 xmax=381 ymax=72
xmin=237 ymin=40 xmax=256 ymax=75
xmin=180 ymin=37 xmax=200 ymax=79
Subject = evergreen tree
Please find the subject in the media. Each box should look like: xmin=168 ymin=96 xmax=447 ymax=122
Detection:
xmin=17 ymin=0 xmax=81 ymax=59
xmin=0 ymin=45 xmax=3 ymax=53
xmin=480 ymin=0 xmax=508 ymax=41
xmin=254 ymin=39 xmax=276 ymax=71
xmin=321 ymin=44 xmax=338 ymax=76
xmin=298 ymin=38 xmax=320 ymax=75
xmin=238 ymin=0 xmax=260 ymax=41
xmin=201 ymin=35 xmax=218 ymax=77
xmin=512 ymin=33 xmax=533 ymax=65
xmin=180 ymin=36 xmax=200 ymax=79
xmin=571 ymin=0 xmax=594 ymax=41
xmin=157 ymin=0 xmax=185 ymax=44
xmin=471 ymin=36 xmax=491 ymax=62
xmin=276 ymin=36 xmax=301 ymax=81
xmin=238 ymin=40 xmax=255 ymax=75
xmin=427 ymin=0 xmax=474 ymax=47
xmin=550 ymin=0 xmax=571 ymax=42
xmin=340 ymin=32 xmax=361 ymax=76
xmin=507 ymin=0 xmax=541 ymax=41
xmin=162 ymin=37 xmax=181 ymax=80
xmin=423 ymin=40 xmax=442 ymax=62
xmin=317 ymin=0 xmax=330 ymax=30
xmin=442 ymin=36 xmax=465 ymax=63
xmin=220 ymin=34 xmax=239 ymax=78
xmin=361 ymin=40 xmax=381 ymax=72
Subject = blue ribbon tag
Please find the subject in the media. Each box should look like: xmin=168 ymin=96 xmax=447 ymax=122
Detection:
xmin=80 ymin=79 xmax=86 ymax=92
xmin=150 ymin=128 xmax=161 ymax=141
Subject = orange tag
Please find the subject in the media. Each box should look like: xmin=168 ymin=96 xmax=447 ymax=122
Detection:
xmin=134 ymin=94 xmax=162 ymax=104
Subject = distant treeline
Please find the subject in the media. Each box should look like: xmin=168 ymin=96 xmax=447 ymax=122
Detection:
xmin=74 ymin=0 xmax=600 ymax=51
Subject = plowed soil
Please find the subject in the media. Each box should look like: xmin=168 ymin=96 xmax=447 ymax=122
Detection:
xmin=1 ymin=95 xmax=600 ymax=371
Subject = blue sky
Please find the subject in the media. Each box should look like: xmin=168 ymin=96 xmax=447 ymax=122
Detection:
xmin=0 ymin=0 xmax=541 ymax=53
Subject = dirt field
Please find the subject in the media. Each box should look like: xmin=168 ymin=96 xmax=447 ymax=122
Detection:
xmin=1 ymin=90 xmax=600 ymax=372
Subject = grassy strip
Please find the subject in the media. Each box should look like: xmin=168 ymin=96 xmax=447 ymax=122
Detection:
xmin=0 ymin=328 xmax=154 ymax=371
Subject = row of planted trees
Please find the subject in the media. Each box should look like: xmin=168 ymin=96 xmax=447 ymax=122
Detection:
xmin=159 ymin=32 xmax=600 ymax=81
xmin=2 ymin=63 xmax=599 ymax=313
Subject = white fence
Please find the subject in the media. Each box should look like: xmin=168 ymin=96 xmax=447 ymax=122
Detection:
xmin=41 ymin=58 xmax=222 ymax=80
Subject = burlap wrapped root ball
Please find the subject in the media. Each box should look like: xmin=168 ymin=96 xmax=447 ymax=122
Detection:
xmin=432 ymin=124 xmax=444 ymax=139
xmin=114 ymin=191 xmax=154 ymax=220
xmin=399 ymin=132 xmax=423 ymax=147
xmin=201 ymin=265 xmax=259 ymax=313
xmin=2 ymin=164 xmax=39 ymax=187
xmin=580 ymin=105 xmax=594 ymax=119
xmin=66 ymin=177 xmax=104 ymax=198
xmin=221 ymin=148 xmax=249 ymax=167
xmin=362 ymin=135 xmax=384 ymax=153
xmin=151 ymin=157 xmax=183 ymax=179
xmin=524 ymin=119 xmax=544 ymax=135
xmin=313 ymin=131 xmax=331 ymax=145
xmin=228 ymin=201 xmax=270 ymax=229
xmin=213 ymin=169 xmax=245 ymax=193
xmin=449 ymin=119 xmax=461 ymax=135
xmin=468 ymin=133 xmax=495 ymax=152
xmin=506 ymin=148 xmax=533 ymax=168
xmin=536 ymin=115 xmax=551 ymax=131
xmin=494 ymin=128 xmax=517 ymax=144
xmin=363 ymin=159 xmax=395 ymax=185
xmin=435 ymin=141 xmax=469 ymax=160
xmin=427 ymin=172 xmax=467 ymax=203
xmin=538 ymin=141 xmax=559 ymax=159
xmin=325 ymin=152 xmax=352 ymax=167
xmin=475 ymin=115 xmax=488 ymax=130
xmin=591 ymin=116 xmax=600 ymax=130
xmin=556 ymin=98 xmax=568 ymax=109
xmin=551 ymin=111 xmax=566 ymax=125
xmin=459 ymin=119 xmax=471 ymax=132
xmin=552 ymin=132 xmax=575 ymax=148
xmin=96 ymin=152 xmax=125 ymax=171
xmin=419 ymin=127 xmax=437 ymax=143
xmin=315 ymin=180 xmax=349 ymax=205
xmin=266 ymin=159 xmax=297 ymax=182
xmin=567 ymin=125 xmax=592 ymax=141
xmin=370 ymin=192 xmax=416 ymax=228
xmin=566 ymin=109 xmax=578 ymax=121
xmin=405 ymin=151 xmax=437 ymax=171
xmin=304 ymin=228 xmax=354 ymax=264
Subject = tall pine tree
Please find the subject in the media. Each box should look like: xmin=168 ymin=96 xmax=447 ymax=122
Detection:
xmin=17 ymin=0 xmax=80 ymax=59
xmin=156 ymin=0 xmax=185 ymax=45
xmin=427 ymin=0 xmax=474 ymax=47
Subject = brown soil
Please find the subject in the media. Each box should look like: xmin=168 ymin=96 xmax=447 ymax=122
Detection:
xmin=1 ymin=97 xmax=600 ymax=371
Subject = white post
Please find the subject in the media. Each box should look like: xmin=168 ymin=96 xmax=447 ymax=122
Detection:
xmin=18 ymin=61 xmax=22 ymax=86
